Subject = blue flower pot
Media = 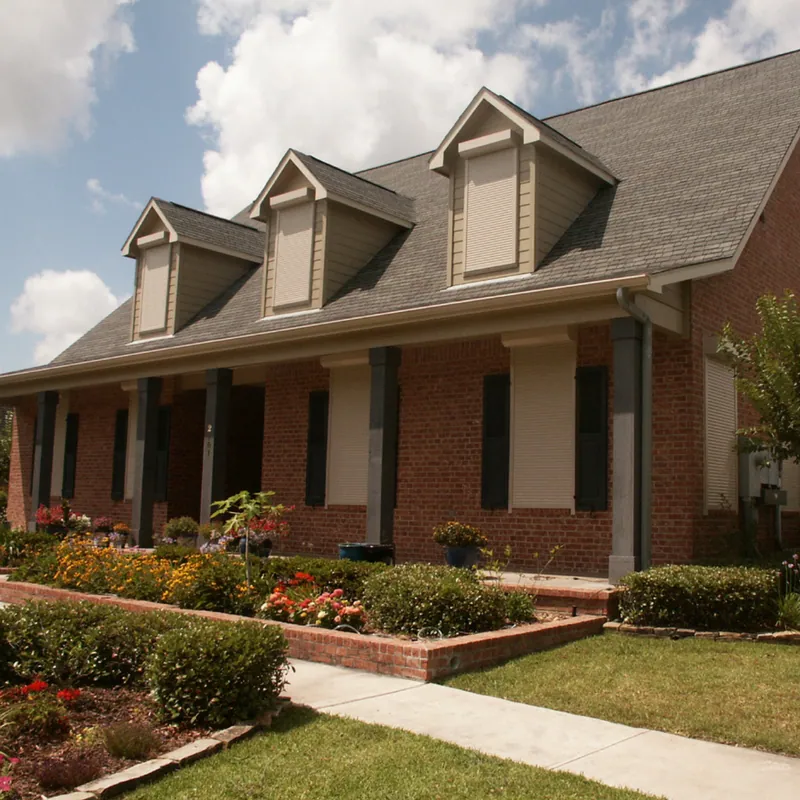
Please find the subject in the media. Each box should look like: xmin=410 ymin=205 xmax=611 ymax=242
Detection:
xmin=444 ymin=545 xmax=481 ymax=569
xmin=338 ymin=543 xmax=395 ymax=565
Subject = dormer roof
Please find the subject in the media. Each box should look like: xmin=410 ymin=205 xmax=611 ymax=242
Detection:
xmin=122 ymin=198 xmax=264 ymax=262
xmin=429 ymin=87 xmax=616 ymax=185
xmin=250 ymin=149 xmax=415 ymax=228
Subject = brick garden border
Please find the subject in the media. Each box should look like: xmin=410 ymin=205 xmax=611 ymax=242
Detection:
xmin=500 ymin=582 xmax=620 ymax=618
xmin=0 ymin=580 xmax=605 ymax=681
xmin=604 ymin=620 xmax=800 ymax=645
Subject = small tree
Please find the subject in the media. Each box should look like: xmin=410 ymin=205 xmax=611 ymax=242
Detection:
xmin=718 ymin=291 xmax=800 ymax=462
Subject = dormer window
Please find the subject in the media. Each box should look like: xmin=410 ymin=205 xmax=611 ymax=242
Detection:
xmin=462 ymin=141 xmax=518 ymax=275
xmin=272 ymin=196 xmax=316 ymax=308
xmin=138 ymin=240 xmax=171 ymax=334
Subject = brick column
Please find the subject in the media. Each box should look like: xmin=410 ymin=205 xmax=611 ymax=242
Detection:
xmin=200 ymin=368 xmax=232 ymax=524
xmin=130 ymin=377 xmax=162 ymax=547
xmin=609 ymin=318 xmax=642 ymax=582
xmin=28 ymin=390 xmax=58 ymax=531
xmin=366 ymin=347 xmax=401 ymax=545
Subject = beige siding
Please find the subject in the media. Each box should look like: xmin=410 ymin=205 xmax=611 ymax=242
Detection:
xmin=511 ymin=343 xmax=576 ymax=509
xmin=535 ymin=148 xmax=600 ymax=266
xmin=50 ymin=392 xmax=69 ymax=493
xmin=175 ymin=245 xmax=250 ymax=329
xmin=783 ymin=459 xmax=800 ymax=511
xmin=264 ymin=202 xmax=325 ymax=315
xmin=324 ymin=202 xmax=397 ymax=301
xmin=133 ymin=244 xmax=178 ymax=339
xmin=327 ymin=365 xmax=370 ymax=506
xmin=705 ymin=358 xmax=738 ymax=510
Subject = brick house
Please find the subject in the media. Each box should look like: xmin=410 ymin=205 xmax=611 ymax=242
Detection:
xmin=3 ymin=52 xmax=800 ymax=580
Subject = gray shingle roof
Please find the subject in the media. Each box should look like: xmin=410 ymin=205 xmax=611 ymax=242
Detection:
xmin=293 ymin=152 xmax=416 ymax=223
xmin=155 ymin=199 xmax=264 ymax=261
xmin=49 ymin=50 xmax=800 ymax=369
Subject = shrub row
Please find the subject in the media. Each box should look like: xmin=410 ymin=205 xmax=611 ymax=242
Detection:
xmin=0 ymin=601 xmax=288 ymax=727
xmin=619 ymin=565 xmax=780 ymax=631
xmin=0 ymin=528 xmax=58 ymax=568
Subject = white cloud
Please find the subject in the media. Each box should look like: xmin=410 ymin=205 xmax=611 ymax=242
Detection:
xmin=189 ymin=0 xmax=541 ymax=216
xmin=621 ymin=0 xmax=800 ymax=90
xmin=10 ymin=270 xmax=125 ymax=365
xmin=0 ymin=0 xmax=137 ymax=158
xmin=86 ymin=177 xmax=140 ymax=214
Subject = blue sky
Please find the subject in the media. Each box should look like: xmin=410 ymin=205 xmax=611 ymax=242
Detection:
xmin=1 ymin=0 xmax=797 ymax=372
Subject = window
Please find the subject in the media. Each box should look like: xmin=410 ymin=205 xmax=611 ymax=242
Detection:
xmin=510 ymin=344 xmax=575 ymax=509
xmin=705 ymin=358 xmax=737 ymax=510
xmin=305 ymin=391 xmax=329 ymax=506
xmin=50 ymin=394 xmax=69 ymax=495
xmin=327 ymin=366 xmax=370 ymax=505
xmin=61 ymin=414 xmax=79 ymax=499
xmin=575 ymin=366 xmax=608 ymax=511
xmin=154 ymin=406 xmax=171 ymax=503
xmin=274 ymin=202 xmax=315 ymax=308
xmin=481 ymin=373 xmax=510 ymax=509
xmin=111 ymin=409 xmax=128 ymax=501
xmin=29 ymin=415 xmax=37 ymax=496
xmin=139 ymin=244 xmax=171 ymax=333
xmin=465 ymin=147 xmax=518 ymax=274
xmin=124 ymin=391 xmax=138 ymax=500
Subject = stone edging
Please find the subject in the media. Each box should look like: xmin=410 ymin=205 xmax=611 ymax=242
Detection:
xmin=50 ymin=700 xmax=291 ymax=800
xmin=604 ymin=620 xmax=800 ymax=644
xmin=0 ymin=580 xmax=605 ymax=681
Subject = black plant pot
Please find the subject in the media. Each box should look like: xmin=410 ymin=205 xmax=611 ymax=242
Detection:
xmin=239 ymin=538 xmax=272 ymax=559
xmin=444 ymin=545 xmax=481 ymax=569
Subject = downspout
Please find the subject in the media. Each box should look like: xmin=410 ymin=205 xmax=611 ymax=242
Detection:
xmin=616 ymin=288 xmax=652 ymax=571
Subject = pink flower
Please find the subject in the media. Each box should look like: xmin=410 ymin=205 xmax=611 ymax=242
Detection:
xmin=332 ymin=588 xmax=344 ymax=598
xmin=0 ymin=776 xmax=11 ymax=791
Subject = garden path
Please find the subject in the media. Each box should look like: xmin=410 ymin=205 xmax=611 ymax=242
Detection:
xmin=286 ymin=658 xmax=800 ymax=800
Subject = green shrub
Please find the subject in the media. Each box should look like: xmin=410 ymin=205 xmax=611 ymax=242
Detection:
xmin=101 ymin=721 xmax=159 ymax=759
xmin=34 ymin=749 xmax=103 ymax=791
xmin=363 ymin=564 xmax=510 ymax=637
xmin=253 ymin=556 xmax=387 ymax=599
xmin=164 ymin=553 xmax=250 ymax=614
xmin=153 ymin=544 xmax=197 ymax=565
xmin=432 ymin=521 xmax=488 ymax=548
xmin=619 ymin=565 xmax=779 ymax=631
xmin=162 ymin=516 xmax=200 ymax=543
xmin=0 ymin=489 xmax=7 ymax=523
xmin=146 ymin=619 xmax=288 ymax=727
xmin=777 ymin=592 xmax=800 ymax=631
xmin=503 ymin=590 xmax=536 ymax=624
xmin=0 ymin=693 xmax=70 ymax=739
xmin=0 ymin=601 xmax=189 ymax=686
xmin=14 ymin=548 xmax=61 ymax=585
xmin=0 ymin=528 xmax=58 ymax=567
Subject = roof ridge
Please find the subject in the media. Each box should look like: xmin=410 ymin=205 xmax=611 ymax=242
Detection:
xmin=545 ymin=46 xmax=800 ymax=122
xmin=154 ymin=198 xmax=262 ymax=233
xmin=297 ymin=152 xmax=412 ymax=199
xmin=355 ymin=149 xmax=435 ymax=174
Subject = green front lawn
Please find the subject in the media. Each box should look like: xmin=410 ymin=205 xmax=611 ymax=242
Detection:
xmin=127 ymin=706 xmax=658 ymax=800
xmin=445 ymin=634 xmax=800 ymax=756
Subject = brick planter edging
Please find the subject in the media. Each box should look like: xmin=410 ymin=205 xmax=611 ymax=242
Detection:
xmin=0 ymin=581 xmax=605 ymax=681
xmin=499 ymin=582 xmax=621 ymax=618
xmin=604 ymin=620 xmax=800 ymax=645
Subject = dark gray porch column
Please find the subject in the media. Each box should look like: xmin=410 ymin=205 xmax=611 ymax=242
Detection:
xmin=130 ymin=377 xmax=162 ymax=547
xmin=609 ymin=318 xmax=642 ymax=582
xmin=366 ymin=347 xmax=401 ymax=545
xmin=29 ymin=390 xmax=58 ymax=530
xmin=200 ymin=368 xmax=232 ymax=524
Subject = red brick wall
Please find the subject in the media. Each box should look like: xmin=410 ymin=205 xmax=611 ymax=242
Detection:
xmin=6 ymin=398 xmax=36 ymax=529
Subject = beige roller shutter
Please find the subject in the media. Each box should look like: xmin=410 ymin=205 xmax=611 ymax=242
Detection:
xmin=782 ymin=459 xmax=800 ymax=511
xmin=511 ymin=343 xmax=576 ymax=509
xmin=124 ymin=390 xmax=139 ymax=500
xmin=465 ymin=147 xmax=518 ymax=273
xmin=274 ymin=202 xmax=315 ymax=308
xmin=705 ymin=358 xmax=738 ymax=510
xmin=327 ymin=365 xmax=370 ymax=506
xmin=50 ymin=392 xmax=69 ymax=493
xmin=139 ymin=244 xmax=171 ymax=333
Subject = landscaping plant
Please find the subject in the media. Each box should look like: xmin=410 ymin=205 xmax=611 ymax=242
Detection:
xmin=163 ymin=553 xmax=254 ymax=614
xmin=146 ymin=619 xmax=288 ymax=727
xmin=100 ymin=721 xmax=159 ymax=760
xmin=34 ymin=749 xmax=103 ymax=792
xmin=161 ymin=516 xmax=200 ymax=545
xmin=432 ymin=521 xmax=488 ymax=548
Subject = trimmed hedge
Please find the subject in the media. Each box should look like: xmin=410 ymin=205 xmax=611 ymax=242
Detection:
xmin=254 ymin=556 xmax=388 ymax=599
xmin=146 ymin=619 xmax=288 ymax=727
xmin=0 ymin=528 xmax=58 ymax=567
xmin=619 ymin=565 xmax=779 ymax=632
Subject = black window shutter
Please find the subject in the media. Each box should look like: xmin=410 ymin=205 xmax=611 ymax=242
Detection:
xmin=29 ymin=415 xmax=38 ymax=496
xmin=61 ymin=413 xmax=79 ymax=500
xmin=481 ymin=373 xmax=510 ymax=510
xmin=154 ymin=406 xmax=171 ymax=503
xmin=575 ymin=366 xmax=609 ymax=511
xmin=394 ymin=386 xmax=401 ymax=509
xmin=111 ymin=409 xmax=128 ymax=501
xmin=305 ymin=391 xmax=329 ymax=506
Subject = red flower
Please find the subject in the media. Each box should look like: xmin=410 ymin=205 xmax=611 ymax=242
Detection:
xmin=57 ymin=688 xmax=81 ymax=704
xmin=25 ymin=679 xmax=49 ymax=694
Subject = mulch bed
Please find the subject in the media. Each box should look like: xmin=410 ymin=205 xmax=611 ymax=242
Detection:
xmin=1 ymin=687 xmax=208 ymax=799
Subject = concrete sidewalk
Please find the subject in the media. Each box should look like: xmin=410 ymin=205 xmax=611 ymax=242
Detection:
xmin=286 ymin=659 xmax=800 ymax=800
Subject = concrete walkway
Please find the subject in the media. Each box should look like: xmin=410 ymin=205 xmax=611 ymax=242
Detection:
xmin=286 ymin=659 xmax=800 ymax=800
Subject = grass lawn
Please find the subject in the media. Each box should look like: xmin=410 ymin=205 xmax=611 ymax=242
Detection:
xmin=127 ymin=706 xmax=658 ymax=800
xmin=445 ymin=634 xmax=800 ymax=756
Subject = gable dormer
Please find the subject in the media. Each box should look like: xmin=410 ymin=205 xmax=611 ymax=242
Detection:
xmin=122 ymin=199 xmax=263 ymax=341
xmin=430 ymin=88 xmax=616 ymax=287
xmin=250 ymin=150 xmax=414 ymax=317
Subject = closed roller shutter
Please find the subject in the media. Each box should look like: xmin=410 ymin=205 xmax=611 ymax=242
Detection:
xmin=465 ymin=147 xmax=518 ymax=273
xmin=705 ymin=358 xmax=737 ymax=509
xmin=139 ymin=244 xmax=171 ymax=333
xmin=511 ymin=343 xmax=576 ymax=509
xmin=274 ymin=202 xmax=315 ymax=307
xmin=782 ymin=459 xmax=800 ymax=511
xmin=327 ymin=365 xmax=370 ymax=506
